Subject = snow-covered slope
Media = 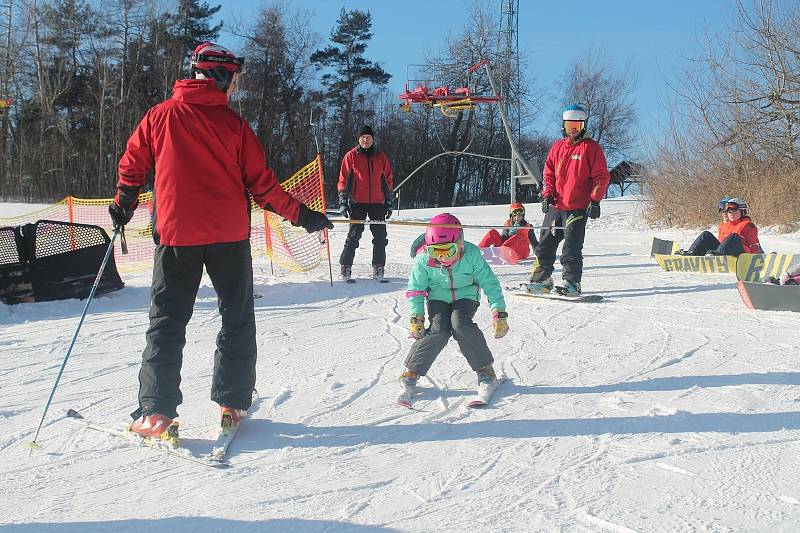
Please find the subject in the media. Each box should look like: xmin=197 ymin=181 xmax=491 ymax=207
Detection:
xmin=3 ymin=197 xmax=800 ymax=532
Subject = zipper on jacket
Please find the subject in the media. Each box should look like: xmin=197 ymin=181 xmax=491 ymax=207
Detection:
xmin=368 ymin=156 xmax=373 ymax=203
xmin=448 ymin=269 xmax=456 ymax=302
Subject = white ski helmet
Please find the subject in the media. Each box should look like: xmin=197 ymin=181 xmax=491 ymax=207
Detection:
xmin=723 ymin=198 xmax=748 ymax=215
xmin=562 ymin=104 xmax=588 ymax=138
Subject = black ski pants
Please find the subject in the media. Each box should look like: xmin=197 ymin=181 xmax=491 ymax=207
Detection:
xmin=530 ymin=208 xmax=588 ymax=284
xmin=404 ymin=299 xmax=493 ymax=376
xmin=133 ymin=240 xmax=256 ymax=420
xmin=686 ymin=231 xmax=744 ymax=256
xmin=339 ymin=203 xmax=388 ymax=267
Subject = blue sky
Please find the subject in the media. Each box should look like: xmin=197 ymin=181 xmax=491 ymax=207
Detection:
xmin=217 ymin=0 xmax=731 ymax=145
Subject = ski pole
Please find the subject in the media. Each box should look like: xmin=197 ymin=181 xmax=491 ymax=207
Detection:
xmin=27 ymin=227 xmax=121 ymax=452
xmin=328 ymin=219 xmax=565 ymax=231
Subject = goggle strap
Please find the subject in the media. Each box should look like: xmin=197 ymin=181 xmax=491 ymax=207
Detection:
xmin=191 ymin=53 xmax=245 ymax=70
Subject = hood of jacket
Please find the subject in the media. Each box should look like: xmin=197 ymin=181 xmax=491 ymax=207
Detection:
xmin=171 ymin=79 xmax=229 ymax=106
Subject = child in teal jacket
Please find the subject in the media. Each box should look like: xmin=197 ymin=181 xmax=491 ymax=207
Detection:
xmin=401 ymin=213 xmax=509 ymax=388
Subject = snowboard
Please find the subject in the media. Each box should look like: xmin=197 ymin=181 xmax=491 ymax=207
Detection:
xmin=650 ymin=237 xmax=679 ymax=257
xmin=480 ymin=246 xmax=518 ymax=265
xmin=737 ymin=281 xmax=800 ymax=312
xmin=506 ymin=285 xmax=603 ymax=303
xmin=735 ymin=253 xmax=800 ymax=282
xmin=653 ymin=253 xmax=737 ymax=274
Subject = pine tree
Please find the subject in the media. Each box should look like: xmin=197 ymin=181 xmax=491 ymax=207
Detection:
xmin=310 ymin=8 xmax=390 ymax=165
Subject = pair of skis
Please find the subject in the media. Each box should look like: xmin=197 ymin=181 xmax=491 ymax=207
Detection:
xmin=396 ymin=378 xmax=503 ymax=409
xmin=65 ymin=409 xmax=239 ymax=469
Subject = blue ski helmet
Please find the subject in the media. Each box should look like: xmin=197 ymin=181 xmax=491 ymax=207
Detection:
xmin=562 ymin=104 xmax=588 ymax=138
xmin=562 ymin=104 xmax=588 ymax=121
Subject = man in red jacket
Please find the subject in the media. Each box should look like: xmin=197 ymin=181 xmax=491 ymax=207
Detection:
xmin=337 ymin=125 xmax=394 ymax=282
xmin=109 ymin=42 xmax=332 ymax=441
xmin=677 ymin=198 xmax=762 ymax=256
xmin=526 ymin=104 xmax=610 ymax=296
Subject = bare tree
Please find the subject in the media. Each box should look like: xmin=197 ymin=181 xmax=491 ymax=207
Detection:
xmin=698 ymin=0 xmax=800 ymax=162
xmin=230 ymin=1 xmax=321 ymax=177
xmin=646 ymin=0 xmax=800 ymax=228
xmin=558 ymin=46 xmax=639 ymax=164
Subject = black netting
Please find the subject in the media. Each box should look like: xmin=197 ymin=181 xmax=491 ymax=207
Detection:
xmin=0 ymin=220 xmax=123 ymax=304
xmin=33 ymin=220 xmax=109 ymax=259
xmin=0 ymin=227 xmax=21 ymax=264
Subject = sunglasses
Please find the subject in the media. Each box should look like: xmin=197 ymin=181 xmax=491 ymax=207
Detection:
xmin=427 ymin=242 xmax=459 ymax=261
xmin=563 ymin=120 xmax=584 ymax=131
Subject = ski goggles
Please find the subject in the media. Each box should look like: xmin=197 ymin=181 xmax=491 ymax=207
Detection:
xmin=722 ymin=202 xmax=741 ymax=212
xmin=427 ymin=242 xmax=459 ymax=261
xmin=510 ymin=208 xmax=525 ymax=216
xmin=563 ymin=120 xmax=584 ymax=131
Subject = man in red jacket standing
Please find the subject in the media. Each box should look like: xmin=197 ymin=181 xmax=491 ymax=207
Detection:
xmin=337 ymin=125 xmax=394 ymax=282
xmin=526 ymin=104 xmax=610 ymax=297
xmin=109 ymin=42 xmax=332 ymax=441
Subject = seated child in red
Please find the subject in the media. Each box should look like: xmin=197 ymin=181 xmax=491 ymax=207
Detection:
xmin=478 ymin=203 xmax=539 ymax=262
xmin=677 ymin=198 xmax=762 ymax=256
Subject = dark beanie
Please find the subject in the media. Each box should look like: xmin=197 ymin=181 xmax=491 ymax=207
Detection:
xmin=358 ymin=125 xmax=374 ymax=137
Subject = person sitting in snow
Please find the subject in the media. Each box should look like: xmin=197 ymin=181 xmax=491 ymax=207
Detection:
xmin=677 ymin=197 xmax=762 ymax=256
xmin=400 ymin=213 xmax=509 ymax=391
xmin=477 ymin=202 xmax=539 ymax=263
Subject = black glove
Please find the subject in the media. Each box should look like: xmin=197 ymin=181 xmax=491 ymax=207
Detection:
xmin=296 ymin=203 xmax=334 ymax=233
xmin=385 ymin=199 xmax=393 ymax=220
xmin=108 ymin=185 xmax=139 ymax=228
xmin=586 ymin=201 xmax=601 ymax=219
xmin=109 ymin=202 xmax=135 ymax=228
xmin=338 ymin=192 xmax=351 ymax=218
xmin=541 ymin=196 xmax=556 ymax=213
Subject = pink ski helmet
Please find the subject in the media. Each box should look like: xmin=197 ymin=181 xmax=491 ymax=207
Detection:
xmin=424 ymin=213 xmax=464 ymax=266
xmin=425 ymin=213 xmax=463 ymax=245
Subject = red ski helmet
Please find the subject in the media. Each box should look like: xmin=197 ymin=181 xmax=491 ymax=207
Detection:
xmin=190 ymin=42 xmax=244 ymax=91
xmin=509 ymin=202 xmax=525 ymax=217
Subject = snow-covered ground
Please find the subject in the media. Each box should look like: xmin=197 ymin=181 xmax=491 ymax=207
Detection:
xmin=3 ymin=196 xmax=800 ymax=532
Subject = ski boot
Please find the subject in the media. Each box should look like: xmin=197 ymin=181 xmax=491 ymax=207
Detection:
xmin=129 ymin=413 xmax=180 ymax=447
xmin=399 ymin=369 xmax=419 ymax=387
xmin=555 ymin=281 xmax=582 ymax=297
xmin=340 ymin=265 xmax=353 ymax=282
xmin=220 ymin=406 xmax=246 ymax=434
xmin=469 ymin=365 xmax=501 ymax=407
xmin=525 ymin=277 xmax=553 ymax=294
xmin=397 ymin=370 xmax=419 ymax=408
xmin=476 ymin=365 xmax=498 ymax=386
xmin=372 ymin=265 xmax=385 ymax=282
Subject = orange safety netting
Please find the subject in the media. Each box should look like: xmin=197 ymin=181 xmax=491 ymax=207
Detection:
xmin=0 ymin=155 xmax=329 ymax=274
